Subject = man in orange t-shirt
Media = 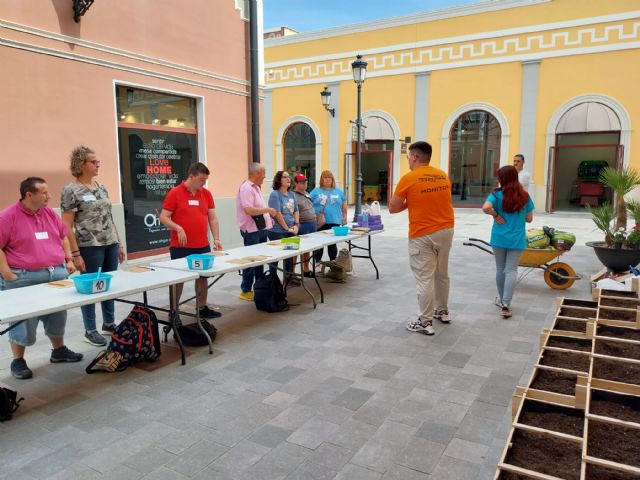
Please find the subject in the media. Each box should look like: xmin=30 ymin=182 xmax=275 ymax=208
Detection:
xmin=389 ymin=141 xmax=454 ymax=336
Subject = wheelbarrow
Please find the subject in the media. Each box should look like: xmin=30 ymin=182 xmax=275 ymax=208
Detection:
xmin=463 ymin=238 xmax=581 ymax=290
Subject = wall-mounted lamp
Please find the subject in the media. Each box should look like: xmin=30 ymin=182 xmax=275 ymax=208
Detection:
xmin=400 ymin=136 xmax=411 ymax=144
xmin=320 ymin=86 xmax=335 ymax=117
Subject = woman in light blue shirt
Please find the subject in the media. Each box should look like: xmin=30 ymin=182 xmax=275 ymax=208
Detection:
xmin=310 ymin=170 xmax=347 ymax=264
xmin=482 ymin=166 xmax=534 ymax=318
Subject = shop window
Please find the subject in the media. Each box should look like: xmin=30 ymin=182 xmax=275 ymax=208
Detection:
xmin=116 ymin=86 xmax=198 ymax=258
xmin=449 ymin=110 xmax=501 ymax=206
xmin=284 ymin=122 xmax=316 ymax=189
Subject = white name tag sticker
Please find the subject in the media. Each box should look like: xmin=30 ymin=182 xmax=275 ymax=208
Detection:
xmin=188 ymin=200 xmax=200 ymax=206
xmin=35 ymin=231 xmax=49 ymax=240
xmin=82 ymin=194 xmax=97 ymax=202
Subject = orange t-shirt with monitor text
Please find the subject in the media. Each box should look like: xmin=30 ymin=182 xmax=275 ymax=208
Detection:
xmin=393 ymin=165 xmax=454 ymax=239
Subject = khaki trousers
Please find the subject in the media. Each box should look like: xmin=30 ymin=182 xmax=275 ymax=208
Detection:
xmin=408 ymin=227 xmax=454 ymax=322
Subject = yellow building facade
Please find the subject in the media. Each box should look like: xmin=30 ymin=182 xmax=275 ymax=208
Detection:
xmin=264 ymin=0 xmax=640 ymax=211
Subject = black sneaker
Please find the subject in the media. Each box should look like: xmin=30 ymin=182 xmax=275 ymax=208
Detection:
xmin=50 ymin=346 xmax=84 ymax=363
xmin=199 ymin=306 xmax=221 ymax=319
xmin=101 ymin=323 xmax=116 ymax=335
xmin=10 ymin=358 xmax=33 ymax=379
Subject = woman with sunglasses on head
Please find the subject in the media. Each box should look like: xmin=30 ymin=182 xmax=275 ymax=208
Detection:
xmin=267 ymin=170 xmax=299 ymax=278
xmin=482 ymin=165 xmax=534 ymax=319
xmin=61 ymin=146 xmax=125 ymax=347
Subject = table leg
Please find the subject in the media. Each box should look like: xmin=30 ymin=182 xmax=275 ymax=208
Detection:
xmin=348 ymin=235 xmax=380 ymax=279
xmin=194 ymin=278 xmax=213 ymax=355
xmin=169 ymin=286 xmax=186 ymax=365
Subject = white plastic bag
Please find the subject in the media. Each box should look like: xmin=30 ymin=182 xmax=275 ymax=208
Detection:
xmin=369 ymin=201 xmax=381 ymax=215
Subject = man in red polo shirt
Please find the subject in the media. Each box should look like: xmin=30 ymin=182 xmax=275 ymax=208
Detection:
xmin=160 ymin=162 xmax=222 ymax=320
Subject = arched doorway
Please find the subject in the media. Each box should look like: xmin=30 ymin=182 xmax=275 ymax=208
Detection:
xmin=547 ymin=102 xmax=622 ymax=212
xmin=360 ymin=115 xmax=395 ymax=204
xmin=448 ymin=110 xmax=502 ymax=207
xmin=283 ymin=122 xmax=316 ymax=190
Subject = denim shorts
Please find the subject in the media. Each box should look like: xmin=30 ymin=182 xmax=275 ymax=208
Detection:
xmin=0 ymin=265 xmax=68 ymax=346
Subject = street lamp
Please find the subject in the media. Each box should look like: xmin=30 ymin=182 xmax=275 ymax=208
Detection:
xmin=351 ymin=54 xmax=367 ymax=219
xmin=320 ymin=86 xmax=335 ymax=117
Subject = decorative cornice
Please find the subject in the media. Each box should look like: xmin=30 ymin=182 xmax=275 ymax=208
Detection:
xmin=265 ymin=14 xmax=640 ymax=89
xmin=265 ymin=0 xmax=550 ymax=47
xmin=0 ymin=19 xmax=250 ymax=87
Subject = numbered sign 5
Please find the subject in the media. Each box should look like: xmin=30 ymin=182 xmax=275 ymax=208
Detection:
xmin=192 ymin=259 xmax=203 ymax=269
xmin=92 ymin=279 xmax=107 ymax=293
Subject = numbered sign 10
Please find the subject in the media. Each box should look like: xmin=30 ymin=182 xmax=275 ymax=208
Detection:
xmin=92 ymin=279 xmax=107 ymax=293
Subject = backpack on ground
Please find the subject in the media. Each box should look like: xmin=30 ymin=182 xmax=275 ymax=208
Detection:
xmin=254 ymin=272 xmax=289 ymax=312
xmin=86 ymin=305 xmax=161 ymax=373
xmin=174 ymin=320 xmax=217 ymax=347
xmin=335 ymin=248 xmax=353 ymax=273
xmin=322 ymin=261 xmax=348 ymax=283
xmin=0 ymin=386 xmax=23 ymax=421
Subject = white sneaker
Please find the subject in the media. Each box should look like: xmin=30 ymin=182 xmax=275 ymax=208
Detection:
xmin=501 ymin=305 xmax=512 ymax=318
xmin=434 ymin=308 xmax=451 ymax=323
xmin=406 ymin=319 xmax=435 ymax=336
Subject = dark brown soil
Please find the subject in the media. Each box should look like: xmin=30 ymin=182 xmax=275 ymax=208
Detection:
xmin=590 ymin=389 xmax=640 ymax=424
xmin=587 ymin=420 xmax=640 ymax=468
xmin=547 ymin=335 xmax=592 ymax=352
xmin=586 ymin=463 xmax=640 ymax=480
xmin=554 ymin=317 xmax=587 ymax=333
xmin=599 ymin=308 xmax=637 ymax=322
xmin=592 ymin=357 xmax=640 ymax=385
xmin=563 ymin=298 xmax=598 ymax=308
xmin=498 ymin=471 xmax=537 ymax=480
xmin=518 ymin=399 xmax=584 ymax=436
xmin=595 ymin=338 xmax=640 ymax=361
xmin=601 ymin=297 xmax=640 ymax=309
xmin=601 ymin=289 xmax=639 ymax=298
xmin=598 ymin=325 xmax=640 ymax=341
xmin=540 ymin=349 xmax=591 ymax=372
xmin=505 ymin=429 xmax=581 ymax=480
xmin=560 ymin=306 xmax=597 ymax=318
xmin=530 ymin=369 xmax=579 ymax=395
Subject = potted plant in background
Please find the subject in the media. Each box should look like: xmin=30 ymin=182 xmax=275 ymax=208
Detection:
xmin=613 ymin=228 xmax=626 ymax=249
xmin=627 ymin=228 xmax=640 ymax=250
xmin=586 ymin=166 xmax=640 ymax=271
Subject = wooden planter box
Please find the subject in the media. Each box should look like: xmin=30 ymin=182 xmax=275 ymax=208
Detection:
xmin=592 ymin=286 xmax=640 ymax=302
xmin=540 ymin=329 xmax=593 ymax=353
xmin=523 ymin=365 xmax=588 ymax=408
xmin=597 ymin=306 xmax=640 ymax=329
xmin=590 ymin=355 xmax=640 ymax=397
xmin=551 ymin=315 xmax=595 ymax=339
xmin=584 ymin=417 xmax=640 ymax=475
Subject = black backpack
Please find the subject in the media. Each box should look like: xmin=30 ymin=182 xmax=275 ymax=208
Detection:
xmin=254 ymin=272 xmax=289 ymax=312
xmin=0 ymin=387 xmax=23 ymax=421
xmin=173 ymin=320 xmax=217 ymax=347
xmin=109 ymin=305 xmax=161 ymax=365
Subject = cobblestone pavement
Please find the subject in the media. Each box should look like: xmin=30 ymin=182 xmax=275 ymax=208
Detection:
xmin=0 ymin=208 xmax=606 ymax=479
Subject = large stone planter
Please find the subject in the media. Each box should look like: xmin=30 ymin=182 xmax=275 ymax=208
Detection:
xmin=586 ymin=241 xmax=640 ymax=272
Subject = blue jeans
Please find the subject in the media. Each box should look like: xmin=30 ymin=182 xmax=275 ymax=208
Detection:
xmin=267 ymin=230 xmax=294 ymax=274
xmin=1 ymin=265 xmax=67 ymax=346
xmin=493 ymin=248 xmax=522 ymax=306
xmin=240 ymin=229 xmax=268 ymax=292
xmin=80 ymin=243 xmax=119 ymax=332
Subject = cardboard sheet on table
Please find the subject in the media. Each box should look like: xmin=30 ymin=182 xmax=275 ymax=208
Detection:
xmin=227 ymin=255 xmax=272 ymax=265
xmin=267 ymin=240 xmax=281 ymax=246
xmin=47 ymin=280 xmax=73 ymax=288
xmin=124 ymin=265 xmax=154 ymax=273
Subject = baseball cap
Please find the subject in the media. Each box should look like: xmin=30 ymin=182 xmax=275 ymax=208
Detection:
xmin=294 ymin=173 xmax=307 ymax=183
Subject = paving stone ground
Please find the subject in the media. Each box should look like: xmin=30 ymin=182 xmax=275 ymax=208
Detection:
xmin=0 ymin=209 xmax=605 ymax=479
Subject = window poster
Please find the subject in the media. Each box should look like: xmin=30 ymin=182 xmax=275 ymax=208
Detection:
xmin=118 ymin=128 xmax=197 ymax=256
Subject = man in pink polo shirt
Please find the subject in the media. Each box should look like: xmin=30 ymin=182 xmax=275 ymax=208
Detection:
xmin=0 ymin=177 xmax=83 ymax=379
xmin=236 ymin=163 xmax=275 ymax=301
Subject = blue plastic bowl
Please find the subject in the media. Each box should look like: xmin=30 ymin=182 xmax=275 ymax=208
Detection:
xmin=186 ymin=254 xmax=214 ymax=270
xmin=332 ymin=226 xmax=350 ymax=236
xmin=72 ymin=272 xmax=113 ymax=294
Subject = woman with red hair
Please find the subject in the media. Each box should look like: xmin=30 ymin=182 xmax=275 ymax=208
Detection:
xmin=482 ymin=165 xmax=534 ymax=318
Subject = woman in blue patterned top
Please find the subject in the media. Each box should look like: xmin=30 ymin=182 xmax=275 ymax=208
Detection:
xmin=268 ymin=170 xmax=299 ymax=275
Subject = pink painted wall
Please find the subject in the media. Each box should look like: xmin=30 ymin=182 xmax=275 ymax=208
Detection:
xmin=0 ymin=0 xmax=256 ymax=207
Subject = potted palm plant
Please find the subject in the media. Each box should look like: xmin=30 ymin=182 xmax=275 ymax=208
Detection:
xmin=586 ymin=167 xmax=640 ymax=271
